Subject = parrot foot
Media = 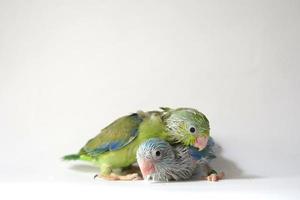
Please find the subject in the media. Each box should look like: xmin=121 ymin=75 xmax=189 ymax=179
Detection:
xmin=206 ymin=172 xmax=224 ymax=182
xmin=94 ymin=174 xmax=119 ymax=181
xmin=120 ymin=173 xmax=142 ymax=180
xmin=95 ymin=173 xmax=142 ymax=181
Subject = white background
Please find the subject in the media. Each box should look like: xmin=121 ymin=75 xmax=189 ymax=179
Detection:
xmin=0 ymin=0 xmax=300 ymax=199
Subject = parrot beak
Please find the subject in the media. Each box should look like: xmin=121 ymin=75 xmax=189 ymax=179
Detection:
xmin=139 ymin=159 xmax=155 ymax=179
xmin=194 ymin=136 xmax=209 ymax=151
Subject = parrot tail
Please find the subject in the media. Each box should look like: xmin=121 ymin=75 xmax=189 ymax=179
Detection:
xmin=62 ymin=154 xmax=94 ymax=162
xmin=62 ymin=154 xmax=80 ymax=161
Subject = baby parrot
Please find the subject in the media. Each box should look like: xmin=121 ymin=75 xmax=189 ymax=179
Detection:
xmin=63 ymin=107 xmax=210 ymax=180
xmin=137 ymin=138 xmax=196 ymax=181
xmin=137 ymin=138 xmax=224 ymax=181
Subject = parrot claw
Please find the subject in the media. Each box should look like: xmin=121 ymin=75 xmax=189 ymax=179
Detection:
xmin=206 ymin=172 xmax=224 ymax=182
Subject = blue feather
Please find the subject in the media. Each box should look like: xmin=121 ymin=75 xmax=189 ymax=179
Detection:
xmin=109 ymin=141 xmax=124 ymax=151
xmin=89 ymin=143 xmax=110 ymax=155
xmin=86 ymin=130 xmax=139 ymax=155
xmin=188 ymin=137 xmax=216 ymax=161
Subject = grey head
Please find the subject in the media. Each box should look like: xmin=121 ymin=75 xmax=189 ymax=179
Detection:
xmin=136 ymin=138 xmax=196 ymax=181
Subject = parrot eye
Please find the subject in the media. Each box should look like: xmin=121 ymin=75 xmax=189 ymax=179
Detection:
xmin=155 ymin=151 xmax=161 ymax=157
xmin=189 ymin=127 xmax=196 ymax=133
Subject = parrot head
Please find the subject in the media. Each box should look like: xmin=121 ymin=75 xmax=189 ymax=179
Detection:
xmin=136 ymin=138 xmax=175 ymax=181
xmin=162 ymin=107 xmax=210 ymax=151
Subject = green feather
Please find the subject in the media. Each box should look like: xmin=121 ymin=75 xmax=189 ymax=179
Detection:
xmin=80 ymin=113 xmax=143 ymax=157
xmin=62 ymin=154 xmax=80 ymax=160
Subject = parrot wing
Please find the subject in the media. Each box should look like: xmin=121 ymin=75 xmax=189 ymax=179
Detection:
xmin=80 ymin=113 xmax=143 ymax=157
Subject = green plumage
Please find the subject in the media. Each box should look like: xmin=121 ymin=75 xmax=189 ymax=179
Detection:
xmin=64 ymin=111 xmax=169 ymax=176
xmin=63 ymin=154 xmax=80 ymax=160
xmin=63 ymin=108 xmax=210 ymax=178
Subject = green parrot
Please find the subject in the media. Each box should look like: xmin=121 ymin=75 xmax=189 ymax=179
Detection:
xmin=63 ymin=107 xmax=210 ymax=180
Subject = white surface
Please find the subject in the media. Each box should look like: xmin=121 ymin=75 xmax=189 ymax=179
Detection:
xmin=1 ymin=177 xmax=300 ymax=200
xmin=1 ymin=0 xmax=300 ymax=199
